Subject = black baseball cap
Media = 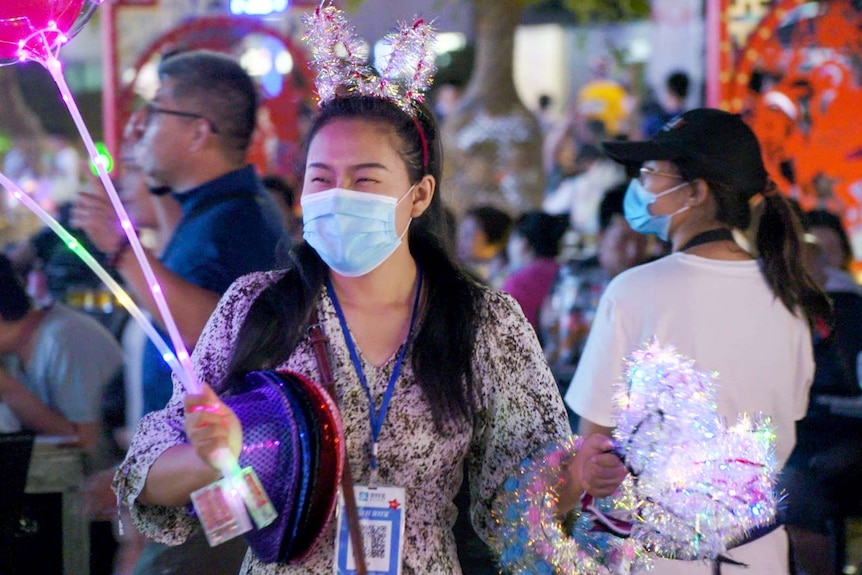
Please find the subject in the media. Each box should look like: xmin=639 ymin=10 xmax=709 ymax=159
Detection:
xmin=603 ymin=108 xmax=768 ymax=198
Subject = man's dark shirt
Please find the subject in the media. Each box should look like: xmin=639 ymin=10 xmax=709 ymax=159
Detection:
xmin=141 ymin=165 xmax=285 ymax=415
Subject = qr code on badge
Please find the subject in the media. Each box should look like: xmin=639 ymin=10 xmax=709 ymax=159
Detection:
xmin=360 ymin=520 xmax=391 ymax=569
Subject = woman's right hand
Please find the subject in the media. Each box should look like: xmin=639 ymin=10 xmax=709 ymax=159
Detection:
xmin=183 ymin=383 xmax=243 ymax=470
xmin=574 ymin=434 xmax=627 ymax=498
xmin=559 ymin=433 xmax=628 ymax=512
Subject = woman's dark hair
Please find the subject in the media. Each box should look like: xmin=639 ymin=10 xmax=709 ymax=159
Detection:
xmin=261 ymin=174 xmax=296 ymax=209
xmin=224 ymin=96 xmax=484 ymax=432
xmin=803 ymin=209 xmax=853 ymax=271
xmin=513 ymin=212 xmax=568 ymax=258
xmin=678 ymin=163 xmax=831 ymax=326
xmin=598 ymin=183 xmax=628 ymax=232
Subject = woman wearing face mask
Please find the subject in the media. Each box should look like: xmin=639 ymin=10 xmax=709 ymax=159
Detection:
xmin=565 ymin=108 xmax=831 ymax=574
xmin=114 ymin=92 xmax=626 ymax=575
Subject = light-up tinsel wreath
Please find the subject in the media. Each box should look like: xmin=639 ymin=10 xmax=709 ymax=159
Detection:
xmin=492 ymin=339 xmax=778 ymax=574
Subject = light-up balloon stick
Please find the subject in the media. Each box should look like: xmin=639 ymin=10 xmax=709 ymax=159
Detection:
xmin=1 ymin=170 xmax=273 ymax=536
xmin=3 ymin=1 xmax=198 ymax=394
xmin=0 ymin=171 xmax=191 ymax=390
xmin=0 ymin=2 xmax=276 ymax=535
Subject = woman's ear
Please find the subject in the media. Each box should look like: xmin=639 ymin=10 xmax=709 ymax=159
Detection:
xmin=688 ymin=179 xmax=711 ymax=207
xmin=410 ymin=174 xmax=435 ymax=218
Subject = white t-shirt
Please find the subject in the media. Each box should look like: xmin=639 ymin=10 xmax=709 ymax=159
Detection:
xmin=2 ymin=305 xmax=123 ymax=425
xmin=566 ymin=252 xmax=814 ymax=574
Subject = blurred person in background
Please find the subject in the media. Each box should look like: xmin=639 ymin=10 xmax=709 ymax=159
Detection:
xmin=0 ymin=254 xmax=122 ymax=449
xmin=72 ymin=50 xmax=285 ymax=419
xmin=535 ymin=93 xmax=556 ymax=136
xmin=780 ymin=225 xmax=862 ymax=575
xmin=576 ymin=56 xmax=632 ymax=138
xmin=4 ymin=200 xmax=108 ymax=306
xmin=539 ymin=183 xmax=654 ymax=429
xmin=804 ymin=209 xmax=861 ymax=294
xmin=500 ymin=212 xmax=569 ymax=332
xmin=542 ymin=143 xmax=627 ymax=239
xmin=456 ymin=204 xmax=513 ymax=287
xmin=542 ymin=111 xmax=610 ymax=195
xmin=641 ymin=70 xmax=690 ymax=138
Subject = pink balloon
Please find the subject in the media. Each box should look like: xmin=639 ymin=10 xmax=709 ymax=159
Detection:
xmin=0 ymin=0 xmax=99 ymax=65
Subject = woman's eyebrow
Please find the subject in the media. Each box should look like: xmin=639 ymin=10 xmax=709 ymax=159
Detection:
xmin=306 ymin=162 xmax=390 ymax=171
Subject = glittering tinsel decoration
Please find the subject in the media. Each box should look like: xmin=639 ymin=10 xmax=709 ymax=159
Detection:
xmin=612 ymin=338 xmax=778 ymax=564
xmin=302 ymin=2 xmax=437 ymax=116
xmin=491 ymin=339 xmax=778 ymax=574
xmin=491 ymin=436 xmax=623 ymax=575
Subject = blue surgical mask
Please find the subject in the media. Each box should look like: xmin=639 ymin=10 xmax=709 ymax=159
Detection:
xmin=623 ymin=178 xmax=690 ymax=241
xmin=301 ymin=186 xmax=414 ymax=277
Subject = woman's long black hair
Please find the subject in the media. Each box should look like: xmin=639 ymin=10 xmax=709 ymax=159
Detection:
xmin=680 ymin=169 xmax=832 ymax=327
xmin=223 ymin=96 xmax=484 ymax=432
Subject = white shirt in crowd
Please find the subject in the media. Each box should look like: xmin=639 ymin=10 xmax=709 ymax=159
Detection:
xmin=567 ymin=252 xmax=814 ymax=575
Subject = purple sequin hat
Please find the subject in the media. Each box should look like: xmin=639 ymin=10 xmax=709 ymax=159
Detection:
xmin=222 ymin=370 xmax=344 ymax=563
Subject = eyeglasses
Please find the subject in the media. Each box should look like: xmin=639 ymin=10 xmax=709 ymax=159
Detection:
xmin=639 ymin=166 xmax=684 ymax=180
xmin=140 ymin=103 xmax=219 ymax=134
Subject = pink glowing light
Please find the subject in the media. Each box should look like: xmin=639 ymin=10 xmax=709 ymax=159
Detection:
xmin=0 ymin=1 xmax=99 ymax=65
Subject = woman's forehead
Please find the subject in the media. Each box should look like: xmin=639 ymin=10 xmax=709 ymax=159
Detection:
xmin=305 ymin=118 xmax=412 ymax=181
xmin=309 ymin=118 xmax=398 ymax=157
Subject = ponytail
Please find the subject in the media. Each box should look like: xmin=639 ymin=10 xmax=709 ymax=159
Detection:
xmin=755 ymin=186 xmax=832 ymax=327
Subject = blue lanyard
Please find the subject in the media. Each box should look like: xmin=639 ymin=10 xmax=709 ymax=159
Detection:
xmin=325 ymin=270 xmax=423 ymax=469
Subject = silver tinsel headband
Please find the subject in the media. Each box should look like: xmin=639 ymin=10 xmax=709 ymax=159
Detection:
xmin=302 ymin=2 xmax=437 ymax=117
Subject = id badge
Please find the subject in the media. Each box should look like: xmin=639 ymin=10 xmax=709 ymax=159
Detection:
xmin=334 ymin=485 xmax=406 ymax=575
xmin=191 ymin=474 xmax=253 ymax=546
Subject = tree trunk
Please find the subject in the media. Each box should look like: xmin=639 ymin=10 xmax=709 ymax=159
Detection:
xmin=441 ymin=0 xmax=544 ymax=217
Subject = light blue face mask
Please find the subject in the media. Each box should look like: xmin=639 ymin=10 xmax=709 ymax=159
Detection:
xmin=623 ymin=178 xmax=690 ymax=241
xmin=301 ymin=186 xmax=414 ymax=277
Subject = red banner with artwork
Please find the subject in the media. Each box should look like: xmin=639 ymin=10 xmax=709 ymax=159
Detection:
xmin=715 ymin=0 xmax=862 ymax=266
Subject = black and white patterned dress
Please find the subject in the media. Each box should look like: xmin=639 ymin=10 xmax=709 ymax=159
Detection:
xmin=115 ymin=270 xmax=571 ymax=574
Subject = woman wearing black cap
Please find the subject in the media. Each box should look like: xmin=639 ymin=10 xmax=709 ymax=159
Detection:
xmin=565 ymin=108 xmax=830 ymax=574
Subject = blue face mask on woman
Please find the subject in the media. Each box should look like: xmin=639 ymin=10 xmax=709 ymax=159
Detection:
xmin=301 ymin=186 xmax=414 ymax=277
xmin=623 ymin=179 xmax=690 ymax=241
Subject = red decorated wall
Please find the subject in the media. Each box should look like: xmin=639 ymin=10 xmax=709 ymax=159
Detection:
xmin=715 ymin=0 xmax=862 ymax=266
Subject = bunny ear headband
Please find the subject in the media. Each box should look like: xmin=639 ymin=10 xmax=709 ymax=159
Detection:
xmin=302 ymin=1 xmax=437 ymax=116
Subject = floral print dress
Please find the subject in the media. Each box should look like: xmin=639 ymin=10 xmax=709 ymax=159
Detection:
xmin=115 ymin=270 xmax=571 ymax=574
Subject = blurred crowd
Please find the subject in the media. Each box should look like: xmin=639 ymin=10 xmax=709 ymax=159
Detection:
xmin=1 ymin=51 xmax=861 ymax=575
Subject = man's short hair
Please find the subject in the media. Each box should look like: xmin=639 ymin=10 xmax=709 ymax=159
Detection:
xmin=0 ymin=255 xmax=30 ymax=321
xmin=667 ymin=71 xmax=690 ymax=100
xmin=158 ymin=50 xmax=259 ymax=154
